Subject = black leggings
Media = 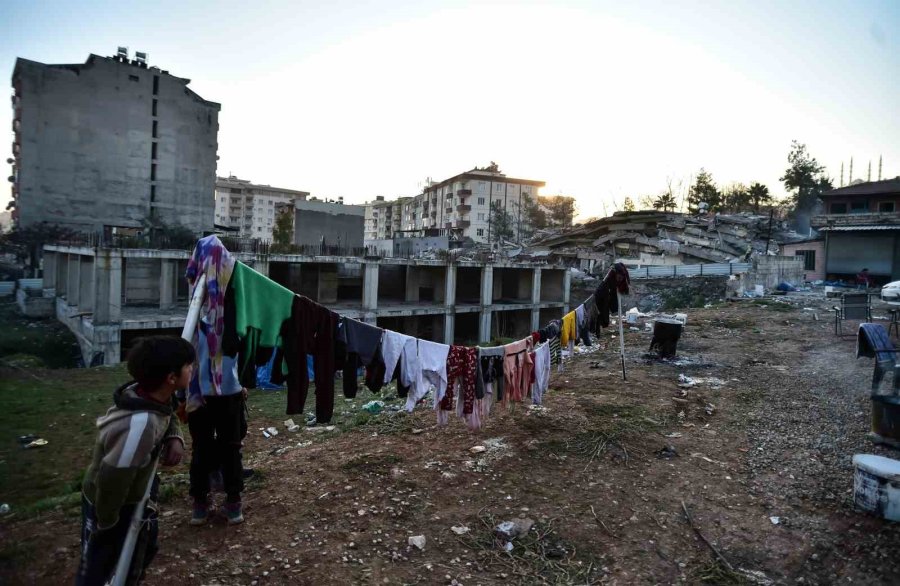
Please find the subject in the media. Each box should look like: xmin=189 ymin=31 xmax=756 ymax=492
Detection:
xmin=188 ymin=394 xmax=245 ymax=502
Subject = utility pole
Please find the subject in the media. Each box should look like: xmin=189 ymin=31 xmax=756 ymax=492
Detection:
xmin=840 ymin=162 xmax=844 ymax=187
xmin=868 ymin=161 xmax=872 ymax=182
xmin=764 ymin=208 xmax=774 ymax=255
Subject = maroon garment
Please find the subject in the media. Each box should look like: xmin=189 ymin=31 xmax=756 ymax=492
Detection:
xmin=531 ymin=332 xmax=541 ymax=345
xmin=443 ymin=345 xmax=477 ymax=415
xmin=283 ymin=296 xmax=338 ymax=422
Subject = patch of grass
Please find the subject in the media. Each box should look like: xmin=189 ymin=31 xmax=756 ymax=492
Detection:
xmin=0 ymin=303 xmax=82 ymax=368
xmin=749 ymin=300 xmax=796 ymax=312
xmin=0 ymin=364 xmax=128 ymax=511
xmin=456 ymin=514 xmax=604 ymax=584
xmin=341 ymin=453 xmax=402 ymax=473
xmin=711 ymin=318 xmax=750 ymax=330
xmin=690 ymin=560 xmax=750 ymax=585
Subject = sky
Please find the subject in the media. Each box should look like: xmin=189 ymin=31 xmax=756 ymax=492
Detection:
xmin=1 ymin=0 xmax=898 ymax=220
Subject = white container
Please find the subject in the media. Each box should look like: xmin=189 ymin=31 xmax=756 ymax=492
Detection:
xmin=674 ymin=313 xmax=688 ymax=326
xmin=754 ymin=285 xmax=765 ymax=296
xmin=852 ymin=454 xmax=900 ymax=521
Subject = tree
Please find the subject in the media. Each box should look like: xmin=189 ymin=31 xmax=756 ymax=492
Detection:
xmin=489 ymin=200 xmax=514 ymax=242
xmin=686 ymin=169 xmax=721 ymax=214
xmin=623 ymin=197 xmax=635 ymax=212
xmin=0 ymin=223 xmax=77 ymax=277
xmin=520 ymin=192 xmax=547 ymax=240
xmin=272 ymin=207 xmax=294 ymax=252
xmin=722 ymin=183 xmax=750 ymax=212
xmin=540 ymin=196 xmax=576 ymax=228
xmin=779 ymin=141 xmax=833 ymax=216
xmin=653 ymin=190 xmax=678 ymax=212
xmin=747 ymin=182 xmax=772 ymax=213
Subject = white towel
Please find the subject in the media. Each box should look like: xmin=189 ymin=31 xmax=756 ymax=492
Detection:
xmin=417 ymin=339 xmax=450 ymax=410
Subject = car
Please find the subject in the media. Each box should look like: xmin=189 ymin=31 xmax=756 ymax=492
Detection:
xmin=882 ymin=281 xmax=900 ymax=301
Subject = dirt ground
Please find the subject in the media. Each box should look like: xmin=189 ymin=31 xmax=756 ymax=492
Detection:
xmin=4 ymin=295 xmax=900 ymax=585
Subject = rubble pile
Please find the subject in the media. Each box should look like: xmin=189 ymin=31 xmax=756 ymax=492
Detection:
xmin=532 ymin=210 xmax=803 ymax=268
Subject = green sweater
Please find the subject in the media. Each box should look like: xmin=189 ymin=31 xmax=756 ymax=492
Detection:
xmin=82 ymin=383 xmax=182 ymax=529
xmin=231 ymin=261 xmax=295 ymax=349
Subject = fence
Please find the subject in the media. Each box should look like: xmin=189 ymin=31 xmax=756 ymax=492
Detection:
xmin=629 ymin=262 xmax=751 ymax=279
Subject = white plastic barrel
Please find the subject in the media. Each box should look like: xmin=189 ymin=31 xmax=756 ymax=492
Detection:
xmin=852 ymin=454 xmax=900 ymax=521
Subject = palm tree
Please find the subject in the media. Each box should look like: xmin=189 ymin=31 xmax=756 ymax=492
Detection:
xmin=653 ymin=191 xmax=677 ymax=212
xmin=747 ymin=182 xmax=772 ymax=213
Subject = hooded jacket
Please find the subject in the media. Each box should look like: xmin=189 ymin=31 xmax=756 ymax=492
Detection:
xmin=82 ymin=382 xmax=182 ymax=529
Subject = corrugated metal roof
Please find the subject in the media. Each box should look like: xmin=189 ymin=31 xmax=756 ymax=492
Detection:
xmin=819 ymin=225 xmax=900 ymax=232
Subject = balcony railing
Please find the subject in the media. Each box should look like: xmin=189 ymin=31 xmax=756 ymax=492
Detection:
xmin=457 ymin=204 xmax=471 ymax=212
xmin=456 ymin=220 xmax=471 ymax=229
xmin=457 ymin=189 xmax=472 ymax=196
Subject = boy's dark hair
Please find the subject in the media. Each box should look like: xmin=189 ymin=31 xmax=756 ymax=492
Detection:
xmin=127 ymin=336 xmax=196 ymax=390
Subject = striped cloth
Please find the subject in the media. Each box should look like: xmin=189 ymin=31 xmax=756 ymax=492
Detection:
xmin=549 ymin=337 xmax=562 ymax=371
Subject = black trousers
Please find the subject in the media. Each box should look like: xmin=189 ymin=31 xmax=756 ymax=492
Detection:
xmin=76 ymin=477 xmax=159 ymax=586
xmin=188 ymin=394 xmax=244 ymax=502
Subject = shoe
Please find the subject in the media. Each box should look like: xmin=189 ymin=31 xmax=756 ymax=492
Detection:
xmin=224 ymin=501 xmax=244 ymax=525
xmin=190 ymin=500 xmax=209 ymax=526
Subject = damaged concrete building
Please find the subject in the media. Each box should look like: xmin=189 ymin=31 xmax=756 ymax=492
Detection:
xmin=534 ymin=210 xmax=792 ymax=271
xmin=42 ymin=245 xmax=569 ymax=366
xmin=10 ymin=50 xmax=220 ymax=234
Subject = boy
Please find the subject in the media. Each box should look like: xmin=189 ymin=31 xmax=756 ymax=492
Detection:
xmin=77 ymin=336 xmax=195 ymax=586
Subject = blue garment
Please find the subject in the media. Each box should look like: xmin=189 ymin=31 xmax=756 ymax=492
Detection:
xmin=189 ymin=319 xmax=243 ymax=398
xmin=858 ymin=323 xmax=896 ymax=363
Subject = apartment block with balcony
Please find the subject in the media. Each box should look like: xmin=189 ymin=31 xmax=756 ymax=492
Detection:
xmin=214 ymin=176 xmax=309 ymax=242
xmin=811 ymin=178 xmax=900 ymax=282
xmin=363 ymin=166 xmax=546 ymax=247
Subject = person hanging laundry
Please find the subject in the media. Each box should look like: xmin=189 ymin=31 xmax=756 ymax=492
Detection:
xmin=280 ymin=296 xmax=338 ymax=422
xmin=418 ymin=339 xmax=450 ymax=410
xmin=184 ymin=235 xmax=236 ymax=412
xmin=380 ymin=330 xmax=420 ymax=411
xmin=561 ymin=311 xmax=577 ymax=353
xmin=532 ymin=343 xmax=551 ymax=405
xmin=503 ymin=337 xmax=534 ymax=403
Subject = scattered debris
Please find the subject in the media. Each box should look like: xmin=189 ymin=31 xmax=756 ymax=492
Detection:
xmin=769 ymin=516 xmax=780 ymax=525
xmin=469 ymin=445 xmax=486 ymax=455
xmin=408 ymin=535 xmax=426 ymax=550
xmin=657 ymin=445 xmax=679 ymax=459
xmin=0 ymin=504 xmax=9 ymax=515
xmin=450 ymin=525 xmax=469 ymax=535
xmin=494 ymin=518 xmax=534 ymax=540
xmin=284 ymin=418 xmax=300 ymax=432
xmin=23 ymin=438 xmax=48 ymax=449
xmin=361 ymin=400 xmax=385 ymax=414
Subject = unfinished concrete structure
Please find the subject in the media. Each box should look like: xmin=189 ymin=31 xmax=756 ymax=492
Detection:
xmin=10 ymin=51 xmax=220 ymax=234
xmin=43 ymin=245 xmax=570 ymax=366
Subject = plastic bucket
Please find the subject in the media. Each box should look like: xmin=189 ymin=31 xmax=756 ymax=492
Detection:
xmin=852 ymin=454 xmax=900 ymax=521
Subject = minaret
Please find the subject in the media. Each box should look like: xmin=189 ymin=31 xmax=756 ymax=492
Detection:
xmin=868 ymin=161 xmax=872 ymax=182
xmin=879 ymin=156 xmax=883 ymax=181
xmin=850 ymin=158 xmax=854 ymax=183
xmin=840 ymin=162 xmax=844 ymax=187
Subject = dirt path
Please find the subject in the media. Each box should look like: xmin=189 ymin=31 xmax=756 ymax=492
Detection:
xmin=4 ymin=300 xmax=900 ymax=585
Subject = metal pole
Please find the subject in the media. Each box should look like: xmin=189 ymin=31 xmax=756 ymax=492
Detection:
xmin=617 ymin=291 xmax=627 ymax=381
xmin=111 ymin=272 xmax=206 ymax=586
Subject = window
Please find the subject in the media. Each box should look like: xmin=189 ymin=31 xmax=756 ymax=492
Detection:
xmin=477 ymin=213 xmax=485 ymax=221
xmin=153 ymin=75 xmax=160 ymax=95
xmin=151 ymin=142 xmax=157 ymax=160
xmin=477 ymin=197 xmax=485 ymax=205
xmin=257 ymin=227 xmax=262 ymax=232
xmin=128 ymin=74 xmax=139 ymax=82
xmin=850 ymin=200 xmax=869 ymax=214
xmin=879 ymin=201 xmax=896 ymax=213
xmin=830 ymin=202 xmax=847 ymax=214
xmin=795 ymin=250 xmax=816 ymax=271
xmin=152 ymin=99 xmax=157 ymax=116
xmin=476 ymin=229 xmax=484 ymax=236
xmin=230 ymin=188 xmax=242 ymax=194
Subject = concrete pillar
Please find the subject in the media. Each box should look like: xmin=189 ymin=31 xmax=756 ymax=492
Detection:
xmin=43 ymin=252 xmax=57 ymax=290
xmin=160 ymin=259 xmax=176 ymax=309
xmin=479 ymin=310 xmax=492 ymax=343
xmin=56 ymin=253 xmax=67 ymax=299
xmin=444 ymin=314 xmax=455 ymax=345
xmin=531 ymin=308 xmax=540 ymax=332
xmin=94 ymin=250 xmax=123 ymax=323
xmin=532 ymin=268 xmax=542 ymax=304
xmin=405 ymin=266 xmax=420 ymax=302
xmin=445 ymin=265 xmax=457 ymax=307
xmin=480 ymin=265 xmax=493 ymax=306
xmin=562 ymin=267 xmax=572 ymax=314
xmin=317 ymin=265 xmax=338 ymax=304
xmin=79 ymin=257 xmax=94 ymax=312
xmin=362 ymin=262 xmax=379 ymax=311
xmin=67 ymin=254 xmax=81 ymax=307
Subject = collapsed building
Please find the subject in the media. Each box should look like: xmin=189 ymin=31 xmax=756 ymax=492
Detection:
xmin=532 ymin=210 xmax=801 ymax=272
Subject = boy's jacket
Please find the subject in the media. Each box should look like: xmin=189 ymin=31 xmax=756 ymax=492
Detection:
xmin=82 ymin=382 xmax=182 ymax=529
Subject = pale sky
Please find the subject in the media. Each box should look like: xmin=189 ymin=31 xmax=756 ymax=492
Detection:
xmin=2 ymin=0 xmax=898 ymax=220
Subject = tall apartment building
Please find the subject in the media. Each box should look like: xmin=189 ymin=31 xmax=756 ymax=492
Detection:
xmin=364 ymin=166 xmax=546 ymax=244
xmin=214 ymin=176 xmax=310 ymax=242
xmin=10 ymin=50 xmax=220 ymax=234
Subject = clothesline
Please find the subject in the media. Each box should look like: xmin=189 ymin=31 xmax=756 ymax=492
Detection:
xmin=184 ymin=236 xmax=626 ymax=432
